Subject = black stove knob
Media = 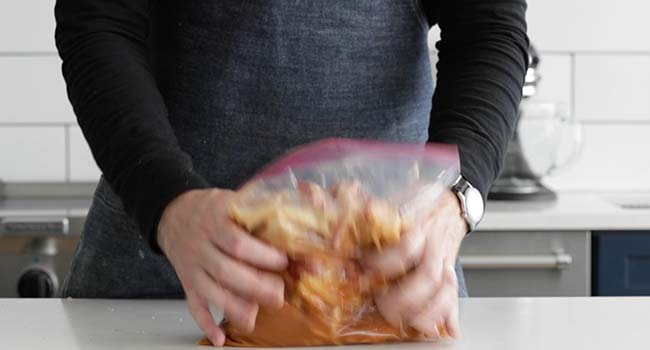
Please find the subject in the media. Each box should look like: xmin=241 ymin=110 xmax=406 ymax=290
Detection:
xmin=18 ymin=269 xmax=56 ymax=298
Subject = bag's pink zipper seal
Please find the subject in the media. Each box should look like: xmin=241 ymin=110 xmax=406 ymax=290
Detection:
xmin=255 ymin=138 xmax=459 ymax=179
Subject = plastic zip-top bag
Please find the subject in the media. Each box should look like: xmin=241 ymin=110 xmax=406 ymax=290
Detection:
xmin=201 ymin=138 xmax=460 ymax=347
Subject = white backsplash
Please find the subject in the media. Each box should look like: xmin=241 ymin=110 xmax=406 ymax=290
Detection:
xmin=0 ymin=126 xmax=66 ymax=181
xmin=575 ymin=55 xmax=650 ymax=120
xmin=0 ymin=1 xmax=57 ymax=52
xmin=69 ymin=126 xmax=101 ymax=182
xmin=430 ymin=0 xmax=650 ymax=192
xmin=1 ymin=0 xmax=649 ymax=191
xmin=526 ymin=0 xmax=650 ymax=52
xmin=0 ymin=56 xmax=74 ymax=124
xmin=544 ymin=124 xmax=650 ymax=191
xmin=527 ymin=0 xmax=650 ymax=191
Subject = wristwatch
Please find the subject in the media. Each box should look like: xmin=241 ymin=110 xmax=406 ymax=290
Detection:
xmin=451 ymin=175 xmax=485 ymax=234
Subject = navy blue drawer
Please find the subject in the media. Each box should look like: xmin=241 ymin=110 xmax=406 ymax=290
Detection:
xmin=593 ymin=231 xmax=650 ymax=296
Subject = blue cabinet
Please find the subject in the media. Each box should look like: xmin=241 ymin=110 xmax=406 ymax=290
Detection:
xmin=593 ymin=231 xmax=650 ymax=296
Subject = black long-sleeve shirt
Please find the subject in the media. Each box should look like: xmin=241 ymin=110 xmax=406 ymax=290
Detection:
xmin=55 ymin=0 xmax=528 ymax=251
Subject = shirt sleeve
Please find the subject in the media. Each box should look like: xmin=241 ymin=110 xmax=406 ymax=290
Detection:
xmin=55 ymin=0 xmax=209 ymax=252
xmin=425 ymin=0 xmax=529 ymax=198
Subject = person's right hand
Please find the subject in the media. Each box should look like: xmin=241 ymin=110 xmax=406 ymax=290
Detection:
xmin=157 ymin=188 xmax=289 ymax=346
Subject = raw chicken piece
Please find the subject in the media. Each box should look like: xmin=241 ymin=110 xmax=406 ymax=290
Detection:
xmin=230 ymin=189 xmax=333 ymax=257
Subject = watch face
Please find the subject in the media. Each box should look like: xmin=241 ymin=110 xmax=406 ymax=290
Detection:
xmin=464 ymin=187 xmax=484 ymax=224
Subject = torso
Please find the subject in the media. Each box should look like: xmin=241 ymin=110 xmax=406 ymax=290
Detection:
xmin=64 ymin=0 xmax=442 ymax=298
xmin=151 ymin=0 xmax=433 ymax=189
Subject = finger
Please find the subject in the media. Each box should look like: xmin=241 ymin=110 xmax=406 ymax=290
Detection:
xmin=374 ymin=270 xmax=438 ymax=328
xmin=186 ymin=288 xmax=226 ymax=346
xmin=410 ymin=306 xmax=444 ymax=338
xmin=444 ymin=300 xmax=461 ymax=339
xmin=409 ymin=290 xmax=449 ymax=338
xmin=361 ymin=223 xmax=427 ymax=278
xmin=212 ymin=220 xmax=288 ymax=271
xmin=373 ymin=291 xmax=403 ymax=329
xmin=194 ymin=270 xmax=260 ymax=334
xmin=383 ymin=240 xmax=446 ymax=324
xmin=201 ymin=243 xmax=285 ymax=309
xmin=410 ymin=265 xmax=460 ymax=338
xmin=443 ymin=264 xmax=461 ymax=338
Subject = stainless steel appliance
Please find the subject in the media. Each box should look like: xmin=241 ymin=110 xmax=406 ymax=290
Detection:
xmin=460 ymin=230 xmax=590 ymax=296
xmin=0 ymin=183 xmax=92 ymax=297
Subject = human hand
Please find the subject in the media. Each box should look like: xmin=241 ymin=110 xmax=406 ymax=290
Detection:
xmin=157 ymin=189 xmax=289 ymax=346
xmin=362 ymin=190 xmax=467 ymax=338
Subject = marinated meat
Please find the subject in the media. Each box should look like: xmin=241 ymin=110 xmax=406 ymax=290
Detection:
xmin=200 ymin=181 xmax=447 ymax=347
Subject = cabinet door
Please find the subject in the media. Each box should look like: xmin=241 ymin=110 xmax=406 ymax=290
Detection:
xmin=593 ymin=231 xmax=650 ymax=296
xmin=459 ymin=231 xmax=590 ymax=297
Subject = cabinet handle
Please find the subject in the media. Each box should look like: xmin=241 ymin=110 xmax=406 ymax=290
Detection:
xmin=459 ymin=253 xmax=572 ymax=270
xmin=0 ymin=217 xmax=70 ymax=236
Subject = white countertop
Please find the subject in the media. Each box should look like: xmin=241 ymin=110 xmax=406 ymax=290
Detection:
xmin=480 ymin=192 xmax=650 ymax=231
xmin=2 ymin=297 xmax=649 ymax=350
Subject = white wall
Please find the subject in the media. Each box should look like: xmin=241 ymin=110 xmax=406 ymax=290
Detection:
xmin=1 ymin=1 xmax=649 ymax=191
xmin=429 ymin=0 xmax=650 ymax=192
xmin=526 ymin=0 xmax=650 ymax=191
xmin=0 ymin=1 xmax=99 ymax=182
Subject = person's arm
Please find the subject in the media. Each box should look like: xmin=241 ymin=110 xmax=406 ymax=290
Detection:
xmin=426 ymin=0 xmax=529 ymax=197
xmin=56 ymin=3 xmax=288 ymax=342
xmin=55 ymin=0 xmax=209 ymax=251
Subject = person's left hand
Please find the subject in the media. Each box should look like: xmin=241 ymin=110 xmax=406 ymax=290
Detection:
xmin=362 ymin=189 xmax=467 ymax=338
